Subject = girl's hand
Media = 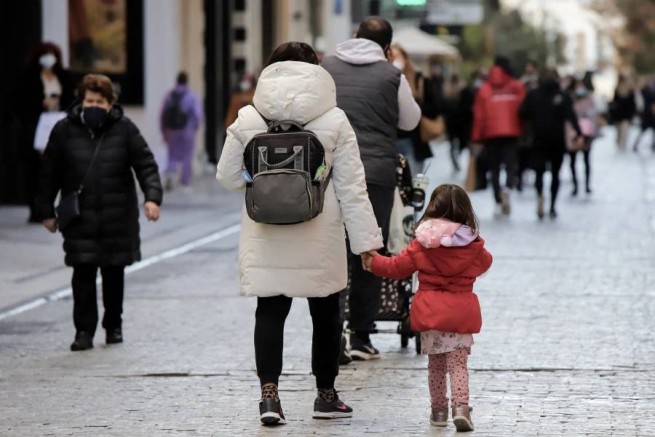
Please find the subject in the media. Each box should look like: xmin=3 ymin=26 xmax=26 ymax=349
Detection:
xmin=360 ymin=251 xmax=379 ymax=272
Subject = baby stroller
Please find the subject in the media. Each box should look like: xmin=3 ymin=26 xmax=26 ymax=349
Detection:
xmin=342 ymin=155 xmax=429 ymax=354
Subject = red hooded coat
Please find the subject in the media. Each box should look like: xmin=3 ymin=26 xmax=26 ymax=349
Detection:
xmin=472 ymin=66 xmax=526 ymax=142
xmin=370 ymin=237 xmax=492 ymax=334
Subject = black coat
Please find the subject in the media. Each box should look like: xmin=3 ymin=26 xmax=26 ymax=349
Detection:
xmin=519 ymin=80 xmax=580 ymax=150
xmin=36 ymin=105 xmax=163 ymax=267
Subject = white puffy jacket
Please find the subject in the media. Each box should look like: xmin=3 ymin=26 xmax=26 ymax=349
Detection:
xmin=216 ymin=61 xmax=384 ymax=298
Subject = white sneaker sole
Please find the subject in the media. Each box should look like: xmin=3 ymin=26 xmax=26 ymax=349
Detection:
xmin=260 ymin=412 xmax=285 ymax=426
xmin=349 ymin=350 xmax=381 ymax=361
xmin=453 ymin=416 xmax=474 ymax=432
xmin=312 ymin=411 xmax=353 ymax=419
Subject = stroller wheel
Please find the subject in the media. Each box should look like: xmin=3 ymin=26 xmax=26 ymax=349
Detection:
xmin=415 ymin=335 xmax=422 ymax=354
xmin=400 ymin=333 xmax=409 ymax=348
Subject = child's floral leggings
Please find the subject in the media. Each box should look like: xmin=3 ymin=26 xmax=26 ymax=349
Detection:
xmin=428 ymin=348 xmax=469 ymax=408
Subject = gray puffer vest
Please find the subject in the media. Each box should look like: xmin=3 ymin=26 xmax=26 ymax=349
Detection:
xmin=322 ymin=57 xmax=400 ymax=187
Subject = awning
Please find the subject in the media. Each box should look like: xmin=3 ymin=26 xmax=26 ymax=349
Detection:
xmin=392 ymin=27 xmax=460 ymax=58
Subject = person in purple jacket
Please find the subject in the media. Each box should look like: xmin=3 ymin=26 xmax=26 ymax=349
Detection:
xmin=160 ymin=72 xmax=203 ymax=190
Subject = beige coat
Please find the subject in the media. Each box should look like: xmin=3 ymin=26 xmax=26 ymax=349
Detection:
xmin=216 ymin=61 xmax=383 ymax=298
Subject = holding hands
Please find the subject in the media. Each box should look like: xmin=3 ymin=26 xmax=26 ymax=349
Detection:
xmin=360 ymin=250 xmax=379 ymax=272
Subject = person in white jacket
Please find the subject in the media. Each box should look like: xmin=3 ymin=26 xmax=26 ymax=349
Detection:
xmin=216 ymin=42 xmax=383 ymax=426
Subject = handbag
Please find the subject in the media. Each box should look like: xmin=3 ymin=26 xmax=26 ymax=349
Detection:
xmin=55 ymin=137 xmax=104 ymax=231
xmin=55 ymin=192 xmax=81 ymax=231
xmin=464 ymin=154 xmax=477 ymax=192
xmin=419 ymin=115 xmax=445 ymax=143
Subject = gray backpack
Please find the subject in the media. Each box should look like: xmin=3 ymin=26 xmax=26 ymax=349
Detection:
xmin=243 ymin=116 xmax=331 ymax=225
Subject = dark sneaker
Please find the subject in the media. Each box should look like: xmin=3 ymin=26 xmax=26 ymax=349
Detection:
xmin=70 ymin=332 xmax=94 ymax=351
xmin=106 ymin=328 xmax=123 ymax=344
xmin=349 ymin=336 xmax=380 ymax=361
xmin=259 ymin=398 xmax=286 ymax=426
xmin=313 ymin=391 xmax=353 ymax=419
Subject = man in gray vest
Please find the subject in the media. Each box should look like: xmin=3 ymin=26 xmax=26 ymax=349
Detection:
xmin=323 ymin=17 xmax=421 ymax=361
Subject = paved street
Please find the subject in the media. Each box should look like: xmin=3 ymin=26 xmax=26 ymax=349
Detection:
xmin=1 ymin=127 xmax=655 ymax=436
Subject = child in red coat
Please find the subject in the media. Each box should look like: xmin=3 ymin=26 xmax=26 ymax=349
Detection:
xmin=363 ymin=184 xmax=492 ymax=432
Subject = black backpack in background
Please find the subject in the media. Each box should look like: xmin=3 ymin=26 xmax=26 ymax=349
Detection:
xmin=162 ymin=91 xmax=188 ymax=130
xmin=243 ymin=114 xmax=331 ymax=225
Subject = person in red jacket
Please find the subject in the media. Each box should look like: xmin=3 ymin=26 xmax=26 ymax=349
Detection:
xmin=472 ymin=56 xmax=526 ymax=216
xmin=362 ymin=184 xmax=492 ymax=432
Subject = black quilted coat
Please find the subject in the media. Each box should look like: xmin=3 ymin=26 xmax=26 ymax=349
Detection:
xmin=36 ymin=105 xmax=163 ymax=267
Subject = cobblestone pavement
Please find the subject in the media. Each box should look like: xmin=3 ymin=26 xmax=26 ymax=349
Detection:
xmin=1 ymin=128 xmax=654 ymax=436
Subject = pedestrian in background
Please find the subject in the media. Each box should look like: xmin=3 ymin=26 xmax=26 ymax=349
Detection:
xmin=13 ymin=42 xmax=75 ymax=223
xmin=160 ymin=71 xmax=203 ymax=191
xmin=363 ymin=184 xmax=492 ymax=432
xmin=633 ymin=75 xmax=655 ymax=152
xmin=36 ymin=74 xmax=162 ymax=351
xmin=516 ymin=61 xmax=540 ymax=192
xmin=216 ymin=42 xmax=383 ymax=425
xmin=389 ymin=44 xmax=440 ymax=174
xmin=567 ymin=77 xmax=597 ymax=196
xmin=443 ymin=74 xmax=467 ymax=172
xmin=390 ymin=43 xmax=423 ymax=174
xmin=224 ymin=72 xmax=257 ymax=129
xmin=611 ymin=74 xmax=636 ymax=151
xmin=520 ymin=70 xmax=582 ymax=219
xmin=472 ymin=56 xmax=525 ymax=216
xmin=322 ymin=17 xmax=421 ymax=360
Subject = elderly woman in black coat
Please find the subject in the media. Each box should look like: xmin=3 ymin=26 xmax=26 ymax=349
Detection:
xmin=36 ymin=74 xmax=163 ymax=351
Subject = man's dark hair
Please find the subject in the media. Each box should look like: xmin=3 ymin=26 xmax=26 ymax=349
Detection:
xmin=177 ymin=72 xmax=188 ymax=85
xmin=355 ymin=17 xmax=393 ymax=50
xmin=264 ymin=42 xmax=319 ymax=68
xmin=494 ymin=56 xmax=514 ymax=77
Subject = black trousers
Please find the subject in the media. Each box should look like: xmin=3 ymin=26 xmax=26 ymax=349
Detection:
xmin=346 ymin=183 xmax=394 ymax=335
xmin=483 ymin=138 xmax=518 ymax=203
xmin=71 ymin=265 xmax=125 ymax=335
xmin=254 ymin=293 xmax=341 ymax=389
xmin=533 ymin=146 xmax=565 ymax=210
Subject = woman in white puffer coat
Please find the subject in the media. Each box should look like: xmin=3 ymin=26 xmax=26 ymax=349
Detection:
xmin=216 ymin=42 xmax=383 ymax=426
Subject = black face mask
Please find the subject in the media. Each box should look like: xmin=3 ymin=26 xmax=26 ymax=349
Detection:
xmin=82 ymin=106 xmax=109 ymax=129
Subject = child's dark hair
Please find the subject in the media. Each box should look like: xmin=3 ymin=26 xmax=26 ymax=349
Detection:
xmin=419 ymin=184 xmax=479 ymax=233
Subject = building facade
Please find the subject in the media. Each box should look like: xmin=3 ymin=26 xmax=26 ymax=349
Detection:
xmin=0 ymin=0 xmax=358 ymax=204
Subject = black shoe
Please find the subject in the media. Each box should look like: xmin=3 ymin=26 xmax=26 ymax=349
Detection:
xmin=549 ymin=209 xmax=558 ymax=220
xmin=349 ymin=335 xmax=380 ymax=361
xmin=70 ymin=332 xmax=94 ymax=351
xmin=313 ymin=390 xmax=353 ymax=419
xmin=572 ymin=186 xmax=578 ymax=197
xmin=585 ymin=186 xmax=592 ymax=194
xmin=106 ymin=328 xmax=123 ymax=344
xmin=259 ymin=398 xmax=285 ymax=426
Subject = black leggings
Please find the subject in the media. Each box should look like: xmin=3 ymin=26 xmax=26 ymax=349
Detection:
xmin=254 ymin=293 xmax=341 ymax=389
xmin=569 ymin=148 xmax=591 ymax=191
xmin=534 ymin=148 xmax=565 ymax=210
